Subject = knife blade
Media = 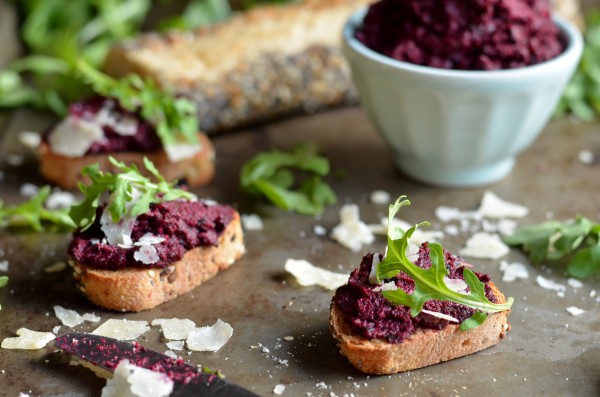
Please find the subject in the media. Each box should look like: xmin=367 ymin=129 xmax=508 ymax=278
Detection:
xmin=54 ymin=332 xmax=259 ymax=397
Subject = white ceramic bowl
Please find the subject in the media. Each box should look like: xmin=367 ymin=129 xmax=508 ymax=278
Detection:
xmin=342 ymin=9 xmax=583 ymax=187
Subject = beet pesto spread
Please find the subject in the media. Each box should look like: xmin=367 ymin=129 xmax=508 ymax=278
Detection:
xmin=69 ymin=200 xmax=235 ymax=270
xmin=357 ymin=0 xmax=564 ymax=70
xmin=334 ymin=243 xmax=497 ymax=343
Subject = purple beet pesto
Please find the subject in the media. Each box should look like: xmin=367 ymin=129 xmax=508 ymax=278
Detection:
xmin=333 ymin=243 xmax=497 ymax=343
xmin=68 ymin=200 xmax=235 ymax=270
xmin=356 ymin=0 xmax=564 ymax=70
xmin=45 ymin=96 xmax=162 ymax=154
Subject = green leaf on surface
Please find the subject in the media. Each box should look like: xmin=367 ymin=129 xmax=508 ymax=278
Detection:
xmin=240 ymin=143 xmax=337 ymax=215
xmin=376 ymin=196 xmax=513 ymax=329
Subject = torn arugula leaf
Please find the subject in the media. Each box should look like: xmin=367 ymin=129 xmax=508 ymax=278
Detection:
xmin=0 ymin=186 xmax=75 ymax=232
xmin=503 ymin=216 xmax=600 ymax=278
xmin=70 ymin=156 xmax=196 ymax=230
xmin=240 ymin=143 xmax=337 ymax=215
xmin=76 ymin=60 xmax=199 ymax=148
xmin=376 ymin=196 xmax=513 ymax=330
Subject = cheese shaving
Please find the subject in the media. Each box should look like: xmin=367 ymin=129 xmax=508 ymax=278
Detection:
xmin=101 ymin=359 xmax=174 ymax=397
xmin=151 ymin=318 xmax=196 ymax=340
xmin=134 ymin=245 xmax=160 ymax=265
xmin=241 ymin=214 xmax=264 ymax=231
xmin=54 ymin=305 xmax=87 ymax=327
xmin=499 ymin=261 xmax=529 ymax=282
xmin=478 ymin=191 xmax=529 ymax=219
xmin=284 ymin=258 xmax=347 ymax=291
xmin=421 ymin=309 xmax=460 ymax=323
xmin=565 ymin=306 xmax=585 ymax=316
xmin=536 ymin=275 xmax=566 ymax=293
xmin=1 ymin=328 xmax=56 ymax=350
xmin=459 ymin=232 xmax=509 ymax=259
xmin=186 ymin=319 xmax=233 ymax=352
xmin=163 ymin=142 xmax=201 ymax=162
xmin=92 ymin=319 xmax=150 ymax=340
xmin=331 ymin=204 xmax=374 ymax=251
xmin=48 ymin=116 xmax=105 ymax=157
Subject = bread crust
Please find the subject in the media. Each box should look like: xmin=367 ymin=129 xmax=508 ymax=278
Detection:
xmin=69 ymin=212 xmax=245 ymax=312
xmin=39 ymin=132 xmax=215 ymax=189
xmin=329 ymin=281 xmax=511 ymax=375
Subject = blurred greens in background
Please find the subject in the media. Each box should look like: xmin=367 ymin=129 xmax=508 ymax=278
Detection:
xmin=0 ymin=0 xmax=599 ymax=123
xmin=0 ymin=0 xmax=291 ymax=116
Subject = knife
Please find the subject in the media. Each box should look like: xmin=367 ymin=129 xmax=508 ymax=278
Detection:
xmin=54 ymin=332 xmax=259 ymax=397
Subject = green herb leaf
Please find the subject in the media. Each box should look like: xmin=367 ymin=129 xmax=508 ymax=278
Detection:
xmin=159 ymin=0 xmax=232 ymax=31
xmin=70 ymin=156 xmax=195 ymax=230
xmin=376 ymin=196 xmax=513 ymax=328
xmin=503 ymin=217 xmax=600 ymax=278
xmin=75 ymin=60 xmax=199 ymax=148
xmin=0 ymin=186 xmax=76 ymax=232
xmin=0 ymin=276 xmax=7 ymax=288
xmin=459 ymin=311 xmax=488 ymax=331
xmin=240 ymin=143 xmax=336 ymax=215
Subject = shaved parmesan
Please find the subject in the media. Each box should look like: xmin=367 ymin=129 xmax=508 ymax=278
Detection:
xmin=421 ymin=309 xmax=459 ymax=323
xmin=151 ymin=318 xmax=196 ymax=340
xmin=566 ymin=306 xmax=585 ymax=316
xmin=374 ymin=217 xmax=444 ymax=244
xmin=241 ymin=214 xmax=264 ymax=231
xmin=273 ymin=384 xmax=286 ymax=395
xmin=45 ymin=191 xmax=77 ymax=209
xmin=435 ymin=206 xmax=481 ymax=223
xmin=443 ymin=277 xmax=468 ymax=294
xmin=370 ymin=190 xmax=390 ymax=205
xmin=372 ymin=281 xmax=398 ymax=292
xmin=54 ymin=305 xmax=86 ymax=327
xmin=567 ymin=278 xmax=583 ymax=289
xmin=331 ymin=204 xmax=374 ymax=251
xmin=536 ymin=276 xmax=566 ymax=293
xmin=165 ymin=341 xmax=185 ymax=351
xmin=135 ymin=233 xmax=165 ymax=246
xmin=0 ymin=259 xmax=8 ymax=272
xmin=83 ymin=312 xmax=101 ymax=323
xmin=20 ymin=183 xmax=39 ymax=198
xmin=92 ymin=319 xmax=149 ymax=340
xmin=459 ymin=232 xmax=509 ymax=259
xmin=48 ymin=116 xmax=105 ymax=157
xmin=100 ymin=208 xmax=136 ymax=247
xmin=164 ymin=142 xmax=201 ymax=162
xmin=186 ymin=319 xmax=233 ymax=352
xmin=499 ymin=261 xmax=529 ymax=282
xmin=368 ymin=255 xmax=382 ymax=284
xmin=18 ymin=131 xmax=41 ymax=149
xmin=284 ymin=258 xmax=347 ymax=291
xmin=134 ymin=245 xmax=160 ymax=265
xmin=478 ymin=191 xmax=529 ymax=219
xmin=101 ymin=359 xmax=173 ymax=397
xmin=1 ymin=328 xmax=55 ymax=350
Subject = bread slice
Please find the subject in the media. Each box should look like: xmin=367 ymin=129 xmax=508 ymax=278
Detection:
xmin=69 ymin=211 xmax=245 ymax=312
xmin=39 ymin=132 xmax=215 ymax=189
xmin=103 ymin=0 xmax=372 ymax=133
xmin=330 ymin=281 xmax=511 ymax=375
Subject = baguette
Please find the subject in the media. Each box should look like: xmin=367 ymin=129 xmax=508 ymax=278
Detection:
xmin=39 ymin=132 xmax=215 ymax=189
xmin=103 ymin=0 xmax=582 ymax=134
xmin=69 ymin=211 xmax=245 ymax=312
xmin=330 ymin=281 xmax=510 ymax=375
xmin=103 ymin=0 xmax=371 ymax=133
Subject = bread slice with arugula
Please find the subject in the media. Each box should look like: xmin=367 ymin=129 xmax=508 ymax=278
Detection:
xmin=39 ymin=62 xmax=214 ymax=189
xmin=67 ymin=157 xmax=244 ymax=312
xmin=330 ymin=197 xmax=512 ymax=374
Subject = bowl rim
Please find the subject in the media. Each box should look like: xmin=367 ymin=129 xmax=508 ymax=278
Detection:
xmin=343 ymin=7 xmax=584 ymax=78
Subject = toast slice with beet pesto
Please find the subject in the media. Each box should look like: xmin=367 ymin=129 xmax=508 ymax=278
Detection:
xmin=329 ymin=197 xmax=512 ymax=374
xmin=67 ymin=157 xmax=244 ymax=312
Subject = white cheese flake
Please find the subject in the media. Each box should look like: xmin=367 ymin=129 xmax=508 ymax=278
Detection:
xmin=18 ymin=131 xmax=41 ymax=149
xmin=83 ymin=313 xmax=101 ymax=323
xmin=578 ymin=150 xmax=594 ymax=164
xmin=44 ymin=261 xmax=67 ymax=273
xmin=92 ymin=319 xmax=150 ymax=341
xmin=48 ymin=116 xmax=105 ymax=157
xmin=165 ymin=341 xmax=185 ymax=351
xmin=241 ymin=214 xmax=264 ymax=231
xmin=565 ymin=306 xmax=585 ymax=316
xmin=368 ymin=255 xmax=382 ymax=285
xmin=164 ymin=142 xmax=202 ymax=162
xmin=20 ymin=183 xmax=39 ymax=198
xmin=273 ymin=384 xmax=286 ymax=395
xmin=478 ymin=191 xmax=529 ymax=219
xmin=567 ymin=278 xmax=583 ymax=289
xmin=0 ymin=259 xmax=8 ymax=272
xmin=134 ymin=245 xmax=160 ymax=265
xmin=101 ymin=359 xmax=174 ymax=397
xmin=459 ymin=232 xmax=509 ymax=259
xmin=372 ymin=281 xmax=398 ymax=292
xmin=421 ymin=309 xmax=460 ymax=323
xmin=435 ymin=206 xmax=481 ymax=223
xmin=331 ymin=204 xmax=375 ymax=251
xmin=54 ymin=305 xmax=86 ymax=327
xmin=45 ymin=191 xmax=77 ymax=210
xmin=443 ymin=277 xmax=468 ymax=294
xmin=284 ymin=259 xmax=347 ymax=291
xmin=499 ymin=261 xmax=529 ymax=282
xmin=370 ymin=190 xmax=391 ymax=205
xmin=1 ymin=328 xmax=56 ymax=350
xmin=313 ymin=225 xmax=327 ymax=236
xmin=186 ymin=319 xmax=233 ymax=352
xmin=151 ymin=318 xmax=196 ymax=340
xmin=536 ymin=275 xmax=566 ymax=293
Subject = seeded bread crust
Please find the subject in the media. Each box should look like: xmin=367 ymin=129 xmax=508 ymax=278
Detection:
xmin=103 ymin=0 xmax=372 ymax=133
xmin=329 ymin=281 xmax=511 ymax=375
xmin=69 ymin=211 xmax=245 ymax=312
xmin=38 ymin=132 xmax=215 ymax=189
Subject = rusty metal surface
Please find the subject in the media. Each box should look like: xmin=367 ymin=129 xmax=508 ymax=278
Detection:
xmin=0 ymin=106 xmax=599 ymax=396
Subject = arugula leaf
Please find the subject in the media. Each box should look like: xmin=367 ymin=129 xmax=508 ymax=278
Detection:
xmin=0 ymin=276 xmax=7 ymax=288
xmin=70 ymin=156 xmax=195 ymax=230
xmin=0 ymin=186 xmax=76 ymax=232
xmin=240 ymin=143 xmax=336 ymax=215
xmin=376 ymin=196 xmax=513 ymax=329
xmin=159 ymin=0 xmax=232 ymax=31
xmin=504 ymin=217 xmax=600 ymax=278
xmin=75 ymin=60 xmax=199 ymax=148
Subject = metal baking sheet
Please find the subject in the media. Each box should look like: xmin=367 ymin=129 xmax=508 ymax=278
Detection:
xmin=1 ymin=104 xmax=599 ymax=396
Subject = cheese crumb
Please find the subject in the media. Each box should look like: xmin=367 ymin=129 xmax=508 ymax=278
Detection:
xmin=54 ymin=305 xmax=87 ymax=327
xmin=44 ymin=261 xmax=67 ymax=273
xmin=370 ymin=190 xmax=390 ymax=205
xmin=241 ymin=214 xmax=264 ymax=231
xmin=459 ymin=232 xmax=509 ymax=259
xmin=152 ymin=318 xmax=196 ymax=340
xmin=186 ymin=319 xmax=233 ymax=352
xmin=273 ymin=384 xmax=286 ymax=395
xmin=1 ymin=328 xmax=56 ymax=350
xmin=165 ymin=340 xmax=185 ymax=351
xmin=578 ymin=150 xmax=594 ymax=164
xmin=0 ymin=260 xmax=8 ymax=272
xmin=101 ymin=359 xmax=174 ymax=397
xmin=567 ymin=278 xmax=583 ymax=289
xmin=45 ymin=191 xmax=77 ymax=210
xmin=331 ymin=204 xmax=374 ymax=251
xmin=284 ymin=259 xmax=347 ymax=291
xmin=536 ymin=275 xmax=566 ymax=293
xmin=92 ymin=319 xmax=150 ymax=340
xmin=499 ymin=261 xmax=529 ymax=282
xmin=478 ymin=191 xmax=529 ymax=219
xmin=566 ymin=306 xmax=585 ymax=316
